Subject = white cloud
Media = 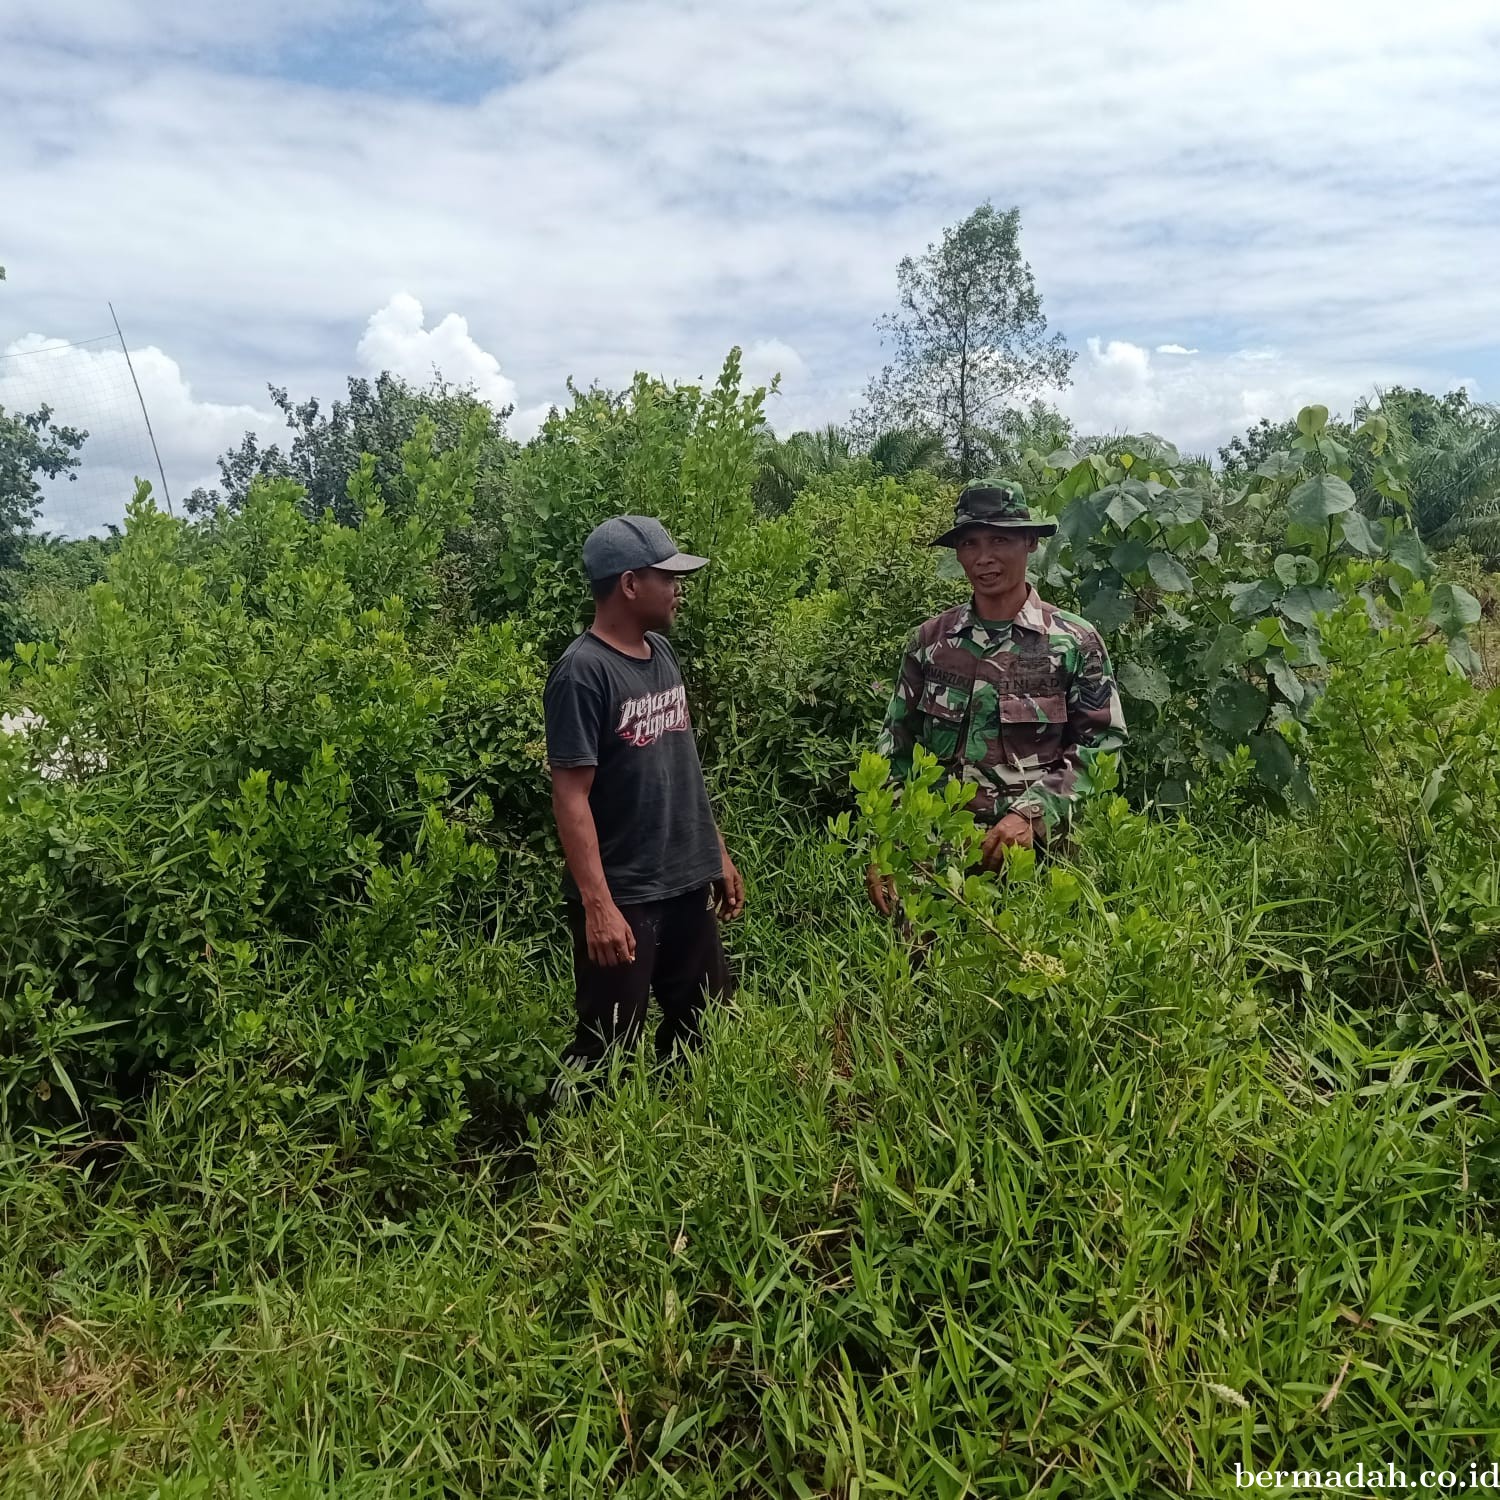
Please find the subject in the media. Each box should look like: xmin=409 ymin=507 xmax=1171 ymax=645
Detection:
xmin=0 ymin=0 xmax=1496 ymax=531
xmin=1155 ymin=344 xmax=1198 ymax=356
xmin=6 ymin=298 xmax=542 ymax=529
xmin=1058 ymin=336 xmax=1467 ymax=457
xmin=8 ymin=0 xmax=359 ymax=52
xmin=355 ymin=293 xmax=519 ymax=412
xmin=740 ymin=338 xmax=806 ymax=392
xmin=0 ymin=335 xmax=278 ymax=534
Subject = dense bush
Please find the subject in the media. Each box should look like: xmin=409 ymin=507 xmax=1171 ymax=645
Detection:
xmin=1020 ymin=406 xmax=1478 ymax=805
xmin=0 ymin=429 xmax=549 ymax=1171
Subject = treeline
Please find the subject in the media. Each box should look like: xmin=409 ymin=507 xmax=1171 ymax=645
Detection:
xmin=4 ymin=206 xmax=1500 ymax=660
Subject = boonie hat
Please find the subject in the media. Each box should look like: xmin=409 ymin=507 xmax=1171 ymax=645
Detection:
xmin=582 ymin=515 xmax=709 ymax=582
xmin=930 ymin=482 xmax=1058 ymax=548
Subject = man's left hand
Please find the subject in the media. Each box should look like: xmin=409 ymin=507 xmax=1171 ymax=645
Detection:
xmin=980 ymin=812 xmax=1036 ymax=871
xmin=714 ymin=853 xmax=745 ymax=920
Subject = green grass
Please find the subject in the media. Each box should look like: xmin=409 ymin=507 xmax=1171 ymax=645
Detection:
xmin=3 ymin=805 xmax=1497 ymax=1497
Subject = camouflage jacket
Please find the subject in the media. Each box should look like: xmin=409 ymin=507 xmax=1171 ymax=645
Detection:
xmin=875 ymin=589 xmax=1127 ymax=831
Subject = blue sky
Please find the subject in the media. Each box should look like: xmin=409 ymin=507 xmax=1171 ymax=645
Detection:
xmin=3 ymin=0 xmax=1498 ymax=534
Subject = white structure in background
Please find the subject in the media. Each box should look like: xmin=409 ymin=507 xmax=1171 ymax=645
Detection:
xmin=0 ymin=708 xmax=107 ymax=780
xmin=0 ymin=707 xmax=45 ymax=737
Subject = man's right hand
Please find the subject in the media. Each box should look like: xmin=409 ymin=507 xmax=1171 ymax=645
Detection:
xmin=865 ymin=864 xmax=897 ymax=917
xmin=585 ymin=900 xmax=637 ymax=967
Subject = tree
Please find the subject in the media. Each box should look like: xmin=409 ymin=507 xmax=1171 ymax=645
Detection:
xmin=1 ymin=401 xmax=87 ymax=655
xmin=860 ymin=203 xmax=1075 ymax=479
xmin=1356 ymin=387 xmax=1500 ymax=552
xmin=865 ymin=425 xmax=948 ymax=480
xmin=185 ymin=371 xmax=515 ymax=525
xmin=7 ymin=531 xmax=116 ymax=644
xmin=1218 ymin=416 xmax=1304 ymax=480
xmin=1 ymin=402 xmax=86 ymax=571
xmin=750 ymin=422 xmax=947 ymax=514
xmin=974 ymin=399 xmax=1075 ymax=476
xmin=751 ymin=424 xmax=856 ymax=513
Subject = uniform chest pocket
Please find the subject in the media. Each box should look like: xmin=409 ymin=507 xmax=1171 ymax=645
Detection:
xmin=994 ymin=693 xmax=1067 ymax=772
xmin=917 ymin=682 xmax=967 ymax=758
xmin=999 ymin=691 xmax=1068 ymax=724
xmin=989 ymin=658 xmax=1067 ymax=721
xmin=974 ymin=664 xmax=1068 ymax=771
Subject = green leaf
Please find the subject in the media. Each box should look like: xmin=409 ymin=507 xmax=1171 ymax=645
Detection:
xmin=1318 ymin=436 xmax=1350 ymax=470
xmin=1387 ymin=527 xmax=1430 ymax=581
xmin=1374 ymin=462 xmax=1408 ymax=504
xmin=1266 ymin=656 xmax=1309 ymax=713
xmin=1203 ymin=623 xmax=1248 ymax=679
xmin=1110 ymin=538 xmax=1150 ymax=574
xmin=1045 ymin=449 xmax=1080 ymax=469
xmin=1428 ymin=582 xmax=1481 ymax=637
xmin=1286 ymin=473 xmax=1356 ymax=526
xmin=1278 ymin=584 xmax=1338 ymax=629
xmin=1253 ymin=618 xmax=1292 ymax=657
xmin=1356 ymin=413 xmax=1389 ymax=452
xmin=1448 ymin=637 xmax=1479 ymax=676
xmin=1282 ymin=517 xmax=1326 ymax=552
xmin=1249 ymin=731 xmax=1296 ymax=790
xmin=1118 ymin=660 xmax=1170 ymax=706
xmin=1273 ymin=553 xmax=1319 ymax=586
xmin=1228 ymin=578 xmax=1282 ymax=619
xmin=1083 ymin=584 xmax=1135 ymax=634
xmin=1207 ymin=679 xmax=1266 ymax=739
xmin=1337 ymin=509 xmax=1381 ymax=557
xmin=1165 ymin=489 xmax=1204 ymax=525
xmin=1289 ymin=625 xmax=1326 ymax=668
xmin=1254 ymin=451 xmax=1301 ymax=481
xmin=1295 ymin=404 xmax=1329 ymax=437
xmin=1104 ymin=491 xmax=1147 ymax=531
xmin=1058 ymin=493 xmax=1107 ymax=548
xmin=50 ymin=1055 xmax=83 ymax=1115
xmin=1147 ymin=552 xmax=1192 ymax=594
xmin=1056 ymin=458 xmax=1101 ymax=502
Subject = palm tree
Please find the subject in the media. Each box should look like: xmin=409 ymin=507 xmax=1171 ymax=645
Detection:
xmin=866 ymin=426 xmax=947 ymax=478
xmin=751 ymin=424 xmax=856 ymax=513
xmin=1361 ymin=388 xmax=1500 ymax=549
xmin=798 ymin=424 xmax=855 ymax=474
xmin=751 ymin=421 xmax=947 ymax=513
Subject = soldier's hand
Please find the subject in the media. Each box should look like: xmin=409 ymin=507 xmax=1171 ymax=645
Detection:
xmin=980 ymin=813 xmax=1036 ymax=871
xmin=865 ymin=864 xmax=898 ymax=916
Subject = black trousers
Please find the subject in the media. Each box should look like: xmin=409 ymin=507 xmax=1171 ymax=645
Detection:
xmin=550 ymin=886 xmax=733 ymax=1099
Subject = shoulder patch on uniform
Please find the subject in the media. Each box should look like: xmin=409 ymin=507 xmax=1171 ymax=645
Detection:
xmin=1045 ymin=606 xmax=1106 ymax=643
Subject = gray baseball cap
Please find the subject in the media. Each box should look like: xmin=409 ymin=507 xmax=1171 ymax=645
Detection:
xmin=581 ymin=515 xmax=709 ymax=582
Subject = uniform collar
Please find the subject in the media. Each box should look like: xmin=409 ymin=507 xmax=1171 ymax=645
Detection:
xmin=951 ymin=587 xmax=1048 ymax=641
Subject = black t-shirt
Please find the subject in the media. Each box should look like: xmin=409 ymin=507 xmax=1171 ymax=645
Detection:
xmin=543 ymin=630 xmax=722 ymax=905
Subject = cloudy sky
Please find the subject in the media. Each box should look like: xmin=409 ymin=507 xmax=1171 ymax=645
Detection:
xmin=3 ymin=0 xmax=1498 ymax=534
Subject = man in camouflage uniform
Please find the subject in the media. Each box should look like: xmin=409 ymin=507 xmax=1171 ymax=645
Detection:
xmin=867 ymin=482 xmax=1126 ymax=914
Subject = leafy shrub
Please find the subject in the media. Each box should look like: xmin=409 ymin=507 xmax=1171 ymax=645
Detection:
xmin=1029 ymin=405 xmax=1479 ymax=804
xmin=0 ymin=424 xmax=549 ymax=1174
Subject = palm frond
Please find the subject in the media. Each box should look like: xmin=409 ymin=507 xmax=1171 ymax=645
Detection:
xmin=867 ymin=426 xmax=946 ymax=477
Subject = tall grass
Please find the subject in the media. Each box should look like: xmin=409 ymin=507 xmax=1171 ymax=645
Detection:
xmin=4 ymin=795 xmax=1496 ymax=1497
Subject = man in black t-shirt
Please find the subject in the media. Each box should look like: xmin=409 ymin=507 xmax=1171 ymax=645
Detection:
xmin=541 ymin=515 xmax=744 ymax=1105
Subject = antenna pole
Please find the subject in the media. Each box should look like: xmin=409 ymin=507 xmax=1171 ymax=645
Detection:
xmin=108 ymin=302 xmax=173 ymax=515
